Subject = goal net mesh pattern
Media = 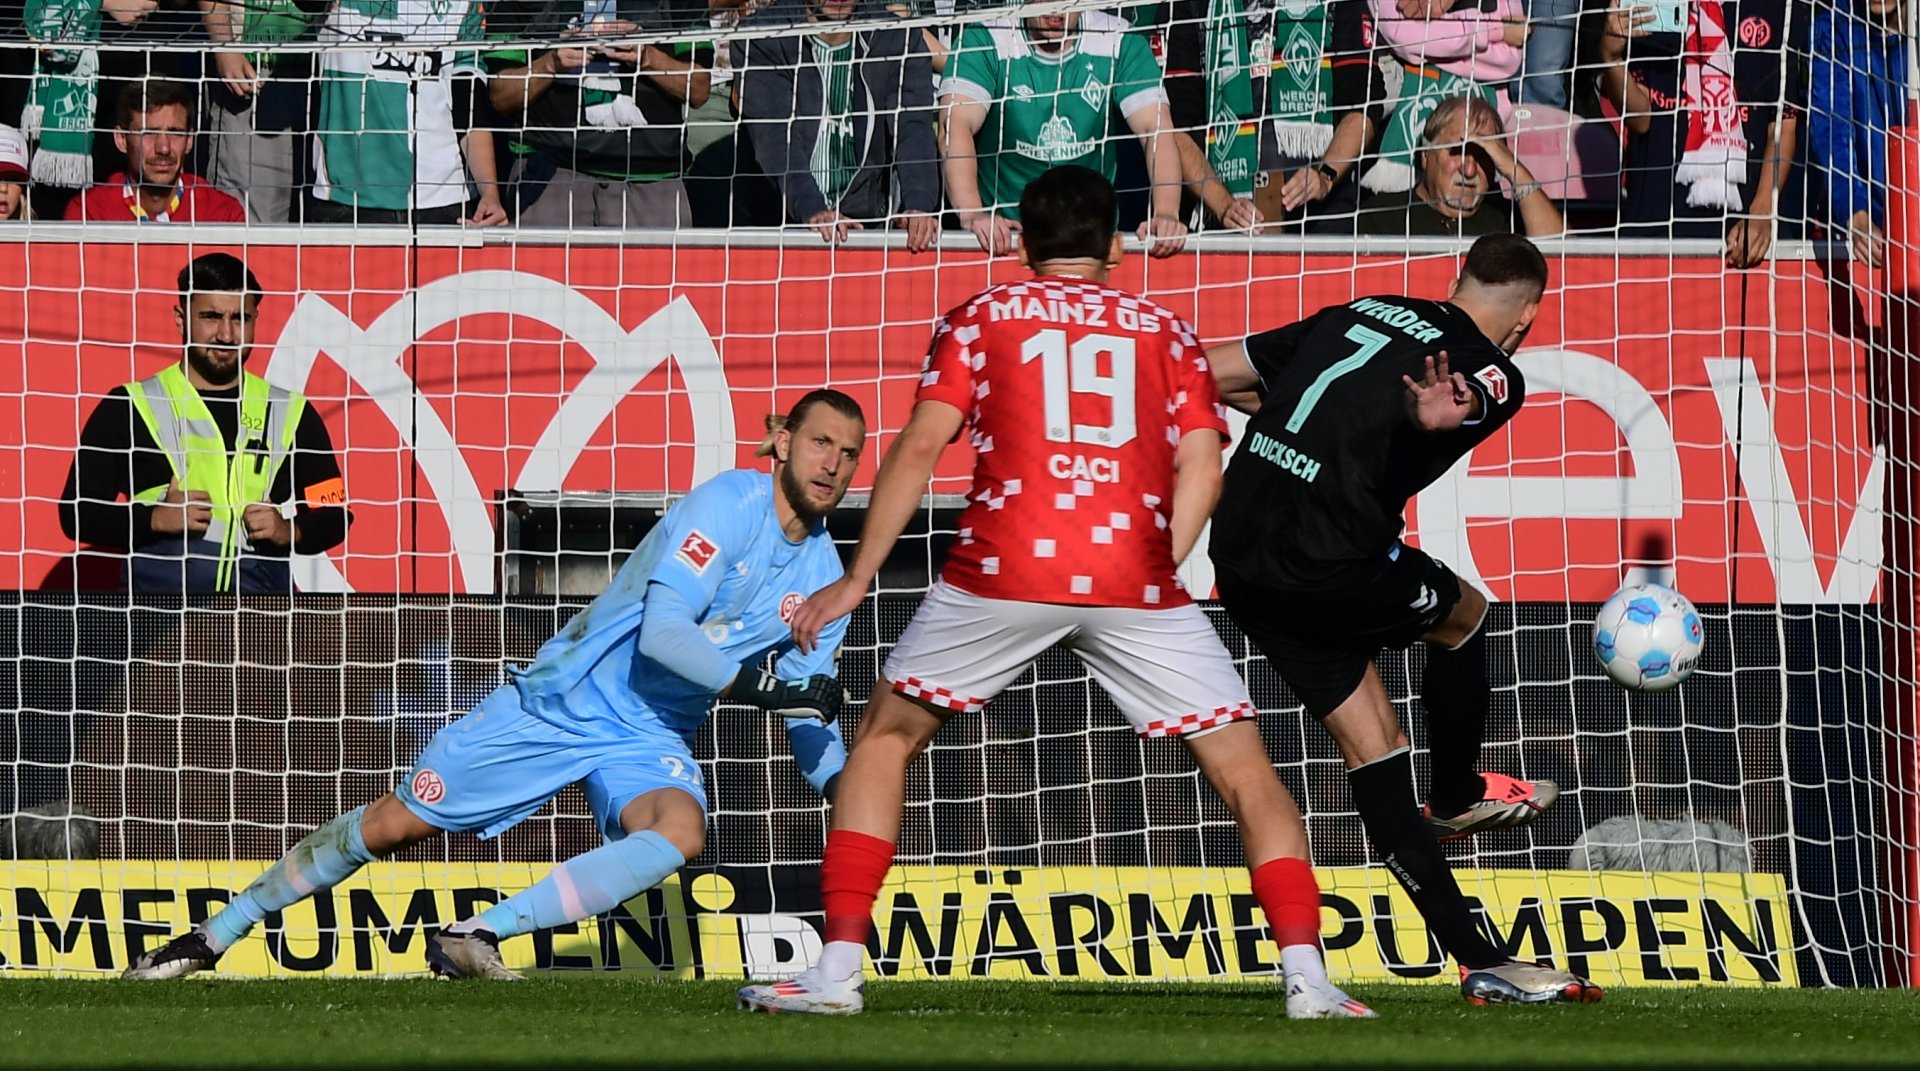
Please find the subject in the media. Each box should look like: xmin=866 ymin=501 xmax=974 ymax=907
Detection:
xmin=0 ymin=0 xmax=1911 ymax=987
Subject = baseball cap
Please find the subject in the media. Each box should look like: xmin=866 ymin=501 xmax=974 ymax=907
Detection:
xmin=0 ymin=125 xmax=27 ymax=182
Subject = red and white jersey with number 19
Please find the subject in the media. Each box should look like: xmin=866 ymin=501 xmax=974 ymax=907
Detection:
xmin=915 ymin=275 xmax=1231 ymax=609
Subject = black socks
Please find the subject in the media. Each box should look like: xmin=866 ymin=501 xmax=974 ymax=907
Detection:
xmin=1347 ymin=748 xmax=1506 ymax=970
xmin=1421 ymin=626 xmax=1490 ymax=816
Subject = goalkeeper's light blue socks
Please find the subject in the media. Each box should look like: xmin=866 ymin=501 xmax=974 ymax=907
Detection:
xmin=465 ymin=830 xmax=686 ymax=939
xmin=203 ymin=805 xmax=377 ymax=953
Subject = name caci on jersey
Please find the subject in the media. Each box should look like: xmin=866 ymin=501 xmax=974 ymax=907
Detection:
xmin=1048 ymin=453 xmax=1121 ymax=483
xmin=917 ymin=276 xmax=1230 ymax=609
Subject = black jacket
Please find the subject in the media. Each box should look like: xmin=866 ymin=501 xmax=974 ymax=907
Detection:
xmin=489 ymin=0 xmax=712 ymax=180
xmin=58 ymin=382 xmax=351 ymax=593
xmin=737 ymin=0 xmax=939 ymax=222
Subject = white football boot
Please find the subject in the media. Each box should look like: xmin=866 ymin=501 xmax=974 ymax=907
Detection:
xmin=1425 ymin=773 xmax=1559 ymax=841
xmin=737 ymin=966 xmax=866 ymax=1015
xmin=1284 ymin=972 xmax=1379 ymax=1019
xmin=425 ymin=928 xmax=525 ymax=981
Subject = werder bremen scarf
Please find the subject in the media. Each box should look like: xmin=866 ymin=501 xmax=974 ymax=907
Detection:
xmin=1203 ymin=0 xmax=1260 ymax=194
xmin=1676 ymin=0 xmax=1748 ymax=210
xmin=1361 ymin=64 xmax=1493 ymax=193
xmin=23 ymin=0 xmax=102 ymax=189
xmin=1267 ymin=0 xmax=1333 ymax=159
xmin=580 ymin=58 xmax=648 ymax=129
xmin=809 ymin=35 xmax=860 ymax=208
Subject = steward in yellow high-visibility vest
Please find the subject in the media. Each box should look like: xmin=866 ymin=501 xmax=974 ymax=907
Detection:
xmin=58 ymin=253 xmax=351 ymax=593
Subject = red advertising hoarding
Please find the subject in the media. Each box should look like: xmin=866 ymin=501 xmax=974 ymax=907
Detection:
xmin=0 ymin=239 xmax=1881 ymax=602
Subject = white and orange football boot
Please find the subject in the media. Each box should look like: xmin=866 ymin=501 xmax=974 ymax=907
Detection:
xmin=1284 ymin=972 xmax=1379 ymax=1019
xmin=1425 ymin=772 xmax=1558 ymax=841
xmin=738 ymin=966 xmax=866 ymax=1015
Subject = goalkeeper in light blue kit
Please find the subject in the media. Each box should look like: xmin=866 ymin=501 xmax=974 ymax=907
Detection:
xmin=127 ymin=390 xmax=868 ymax=980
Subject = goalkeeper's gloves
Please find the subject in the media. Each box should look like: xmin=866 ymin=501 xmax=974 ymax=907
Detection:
xmin=729 ymin=666 xmax=844 ymax=724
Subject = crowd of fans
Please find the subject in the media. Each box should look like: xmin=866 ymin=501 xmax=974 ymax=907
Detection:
xmin=0 ymin=0 xmax=1901 ymax=264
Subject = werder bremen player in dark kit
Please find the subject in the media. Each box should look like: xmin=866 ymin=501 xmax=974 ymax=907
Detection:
xmin=1205 ymin=234 xmax=1604 ymax=1006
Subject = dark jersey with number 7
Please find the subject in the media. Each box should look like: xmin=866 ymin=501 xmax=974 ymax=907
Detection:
xmin=1210 ymin=296 xmax=1526 ymax=590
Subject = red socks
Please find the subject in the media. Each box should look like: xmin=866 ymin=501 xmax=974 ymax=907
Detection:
xmin=826 ymin=837 xmax=1313 ymax=954
xmin=820 ymin=829 xmax=896 ymax=946
xmin=1250 ymin=856 xmax=1323 ymax=950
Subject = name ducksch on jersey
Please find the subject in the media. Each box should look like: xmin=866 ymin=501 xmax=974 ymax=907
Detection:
xmin=1245 ymin=430 xmax=1321 ymax=482
xmin=1349 ymin=297 xmax=1445 ymax=343
xmin=986 ymin=294 xmax=1165 ymax=333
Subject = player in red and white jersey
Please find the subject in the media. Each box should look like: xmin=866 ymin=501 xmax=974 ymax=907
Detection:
xmin=738 ymin=166 xmax=1373 ymax=1020
xmin=916 ymin=269 xmax=1211 ymax=609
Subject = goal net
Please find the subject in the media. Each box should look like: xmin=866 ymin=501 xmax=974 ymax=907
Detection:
xmin=0 ymin=0 xmax=1912 ymax=989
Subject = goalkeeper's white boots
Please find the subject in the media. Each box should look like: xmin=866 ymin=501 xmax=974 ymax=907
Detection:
xmin=123 ymin=926 xmax=221 ymax=980
xmin=425 ymin=927 xmax=525 ymax=981
xmin=737 ymin=966 xmax=866 ymax=1015
xmin=1284 ymin=972 xmax=1379 ymax=1019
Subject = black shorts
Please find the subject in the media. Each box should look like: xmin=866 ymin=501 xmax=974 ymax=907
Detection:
xmin=1216 ymin=543 xmax=1463 ymax=719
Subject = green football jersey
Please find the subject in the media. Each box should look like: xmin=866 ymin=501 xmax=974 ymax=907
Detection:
xmin=313 ymin=0 xmax=483 ymax=212
xmin=942 ymin=13 xmax=1168 ymax=220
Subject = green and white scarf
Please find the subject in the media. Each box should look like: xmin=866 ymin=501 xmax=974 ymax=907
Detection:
xmin=810 ymin=35 xmax=860 ymax=209
xmin=1202 ymin=0 xmax=1259 ymax=194
xmin=1266 ymin=0 xmax=1333 ymax=159
xmin=23 ymin=0 xmax=102 ymax=189
xmin=1361 ymin=64 xmax=1493 ymax=194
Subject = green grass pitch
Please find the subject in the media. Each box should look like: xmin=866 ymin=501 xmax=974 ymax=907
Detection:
xmin=2 ymin=978 xmax=1916 ymax=1069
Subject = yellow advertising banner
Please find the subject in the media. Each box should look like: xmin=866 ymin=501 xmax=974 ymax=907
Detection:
xmin=0 ymin=862 xmax=1796 ymax=986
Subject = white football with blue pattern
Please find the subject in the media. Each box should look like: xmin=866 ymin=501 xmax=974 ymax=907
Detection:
xmin=1593 ymin=583 xmax=1704 ymax=693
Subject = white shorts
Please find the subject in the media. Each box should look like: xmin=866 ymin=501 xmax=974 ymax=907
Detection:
xmin=882 ymin=580 xmax=1256 ymax=739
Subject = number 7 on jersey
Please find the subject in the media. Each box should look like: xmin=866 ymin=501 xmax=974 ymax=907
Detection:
xmin=1284 ymin=324 xmax=1392 ymax=434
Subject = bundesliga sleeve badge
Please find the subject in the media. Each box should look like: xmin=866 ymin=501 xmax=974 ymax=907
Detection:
xmin=676 ymin=530 xmax=720 ymax=574
xmin=1473 ymin=364 xmax=1509 ymax=404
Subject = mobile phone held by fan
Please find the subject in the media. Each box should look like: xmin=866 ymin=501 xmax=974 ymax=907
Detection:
xmin=1634 ymin=0 xmax=1687 ymax=35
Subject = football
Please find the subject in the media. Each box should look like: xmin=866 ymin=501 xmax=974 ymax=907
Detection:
xmin=1592 ymin=583 xmax=1704 ymax=692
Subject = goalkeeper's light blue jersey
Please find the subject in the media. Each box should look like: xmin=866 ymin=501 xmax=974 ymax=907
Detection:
xmin=509 ymin=469 xmax=850 ymax=740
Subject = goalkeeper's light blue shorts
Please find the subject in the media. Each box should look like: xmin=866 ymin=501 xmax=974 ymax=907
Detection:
xmin=396 ymin=684 xmax=708 ymax=842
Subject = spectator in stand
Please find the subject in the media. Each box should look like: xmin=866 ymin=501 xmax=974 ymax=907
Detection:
xmin=0 ymin=5 xmax=30 ymax=137
xmin=1355 ymin=93 xmax=1562 ymax=234
xmin=64 ymin=80 xmax=245 ymax=222
xmin=1597 ymin=0 xmax=1808 ymax=267
xmin=59 ymin=253 xmax=352 ymax=594
xmin=736 ymin=0 xmax=940 ymax=249
xmin=1362 ymin=0 xmax=1528 ymax=195
xmin=1158 ymin=0 xmax=1268 ymax=231
xmin=309 ymin=0 xmax=506 ymax=226
xmin=20 ymin=0 xmax=168 ymax=217
xmin=704 ymin=0 xmax=773 ymax=105
xmin=198 ymin=0 xmax=326 ymax=223
xmin=0 ymin=123 xmax=31 ymax=220
xmin=488 ymin=1 xmax=712 ymax=229
xmin=1810 ymin=0 xmax=1906 ymax=267
xmin=687 ymin=0 xmax=752 ymax=160
xmin=1518 ymin=0 xmax=1580 ymax=108
xmin=885 ymin=1 xmax=948 ymax=76
xmin=1163 ymin=0 xmax=1386 ymax=232
xmin=939 ymin=9 xmax=1187 ymax=257
xmin=94 ymin=1 xmax=209 ymax=204
xmin=684 ymin=0 xmax=779 ymax=227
